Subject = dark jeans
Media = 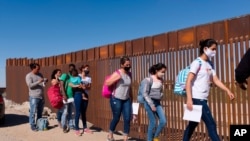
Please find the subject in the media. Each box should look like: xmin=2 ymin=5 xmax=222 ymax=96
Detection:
xmin=183 ymin=98 xmax=220 ymax=141
xmin=109 ymin=97 xmax=132 ymax=135
xmin=57 ymin=109 xmax=62 ymax=122
xmin=74 ymin=91 xmax=88 ymax=130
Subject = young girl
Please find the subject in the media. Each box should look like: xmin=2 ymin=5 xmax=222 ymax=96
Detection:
xmin=142 ymin=63 xmax=167 ymax=141
xmin=183 ymin=39 xmax=235 ymax=141
xmin=70 ymin=69 xmax=87 ymax=100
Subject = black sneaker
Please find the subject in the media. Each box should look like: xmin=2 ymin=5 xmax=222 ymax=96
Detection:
xmin=63 ymin=126 xmax=69 ymax=133
xmin=31 ymin=126 xmax=38 ymax=132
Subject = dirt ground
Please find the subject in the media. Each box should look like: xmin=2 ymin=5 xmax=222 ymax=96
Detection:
xmin=0 ymin=99 xmax=131 ymax=141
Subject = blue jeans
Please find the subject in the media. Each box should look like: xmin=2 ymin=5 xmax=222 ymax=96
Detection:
xmin=57 ymin=109 xmax=62 ymax=122
xmin=109 ymin=97 xmax=132 ymax=135
xmin=74 ymin=92 xmax=88 ymax=130
xmin=60 ymin=101 xmax=75 ymax=128
xmin=183 ymin=98 xmax=220 ymax=141
xmin=144 ymin=99 xmax=166 ymax=141
xmin=29 ymin=97 xmax=44 ymax=127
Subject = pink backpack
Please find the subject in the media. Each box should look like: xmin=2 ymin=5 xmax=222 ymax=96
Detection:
xmin=102 ymin=70 xmax=121 ymax=98
xmin=47 ymin=85 xmax=63 ymax=109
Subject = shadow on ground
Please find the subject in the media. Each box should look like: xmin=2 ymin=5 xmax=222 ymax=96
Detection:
xmin=90 ymin=126 xmax=103 ymax=132
xmin=0 ymin=114 xmax=28 ymax=127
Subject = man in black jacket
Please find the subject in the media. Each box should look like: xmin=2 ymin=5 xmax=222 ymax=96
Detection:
xmin=235 ymin=48 xmax=250 ymax=90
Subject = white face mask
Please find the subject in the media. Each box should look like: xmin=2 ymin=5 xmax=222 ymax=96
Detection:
xmin=204 ymin=48 xmax=216 ymax=58
xmin=157 ymin=72 xmax=165 ymax=78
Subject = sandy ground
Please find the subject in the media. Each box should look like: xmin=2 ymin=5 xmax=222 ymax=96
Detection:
xmin=0 ymin=99 xmax=130 ymax=141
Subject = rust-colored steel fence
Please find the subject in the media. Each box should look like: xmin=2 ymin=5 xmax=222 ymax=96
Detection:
xmin=6 ymin=14 xmax=250 ymax=140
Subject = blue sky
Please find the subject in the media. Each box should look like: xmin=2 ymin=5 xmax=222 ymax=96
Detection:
xmin=1 ymin=0 xmax=250 ymax=87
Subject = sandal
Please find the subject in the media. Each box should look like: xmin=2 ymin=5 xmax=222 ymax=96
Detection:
xmin=107 ymin=135 xmax=115 ymax=141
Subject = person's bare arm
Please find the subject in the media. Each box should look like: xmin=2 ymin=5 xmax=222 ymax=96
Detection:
xmin=213 ymin=75 xmax=235 ymax=100
xmin=185 ymin=73 xmax=195 ymax=111
xmin=105 ymin=71 xmax=121 ymax=86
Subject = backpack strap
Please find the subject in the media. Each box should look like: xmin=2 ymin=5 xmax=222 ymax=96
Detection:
xmin=145 ymin=76 xmax=153 ymax=94
xmin=149 ymin=76 xmax=153 ymax=92
xmin=115 ymin=69 xmax=121 ymax=75
xmin=195 ymin=58 xmax=202 ymax=74
xmin=112 ymin=70 xmax=122 ymax=97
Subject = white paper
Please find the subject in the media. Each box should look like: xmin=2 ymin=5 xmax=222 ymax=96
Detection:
xmin=183 ymin=104 xmax=202 ymax=122
xmin=63 ymin=98 xmax=74 ymax=104
xmin=132 ymin=102 xmax=140 ymax=115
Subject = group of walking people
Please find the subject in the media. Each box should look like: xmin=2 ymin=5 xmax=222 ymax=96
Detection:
xmin=25 ymin=38 xmax=250 ymax=141
xmin=104 ymin=39 xmax=235 ymax=141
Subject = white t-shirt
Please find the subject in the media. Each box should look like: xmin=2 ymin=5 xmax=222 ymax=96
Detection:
xmin=80 ymin=75 xmax=91 ymax=95
xmin=189 ymin=57 xmax=216 ymax=100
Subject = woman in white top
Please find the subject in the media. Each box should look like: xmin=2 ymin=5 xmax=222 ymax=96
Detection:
xmin=183 ymin=39 xmax=235 ymax=141
xmin=76 ymin=65 xmax=93 ymax=134
xmin=79 ymin=65 xmax=92 ymax=100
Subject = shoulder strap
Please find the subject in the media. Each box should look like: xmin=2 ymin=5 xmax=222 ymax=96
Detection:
xmin=149 ymin=77 xmax=153 ymax=86
xmin=195 ymin=58 xmax=202 ymax=74
xmin=115 ymin=69 xmax=121 ymax=75
xmin=147 ymin=76 xmax=153 ymax=93
xmin=196 ymin=58 xmax=202 ymax=67
xmin=116 ymin=70 xmax=132 ymax=79
xmin=112 ymin=70 xmax=122 ymax=97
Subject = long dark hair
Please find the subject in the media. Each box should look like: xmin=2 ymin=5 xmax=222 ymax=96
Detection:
xmin=79 ymin=64 xmax=89 ymax=72
xmin=51 ymin=69 xmax=61 ymax=79
xmin=149 ymin=63 xmax=167 ymax=75
xmin=120 ymin=56 xmax=130 ymax=65
xmin=199 ymin=39 xmax=217 ymax=55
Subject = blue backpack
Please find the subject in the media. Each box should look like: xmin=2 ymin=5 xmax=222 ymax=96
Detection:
xmin=174 ymin=59 xmax=202 ymax=96
xmin=137 ymin=77 xmax=153 ymax=103
xmin=37 ymin=117 xmax=49 ymax=131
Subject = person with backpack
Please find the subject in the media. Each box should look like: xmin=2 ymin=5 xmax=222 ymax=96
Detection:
xmin=105 ymin=56 xmax=132 ymax=141
xmin=141 ymin=63 xmax=167 ymax=141
xmin=25 ymin=63 xmax=47 ymax=131
xmin=183 ymin=39 xmax=235 ymax=141
xmin=59 ymin=64 xmax=76 ymax=133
